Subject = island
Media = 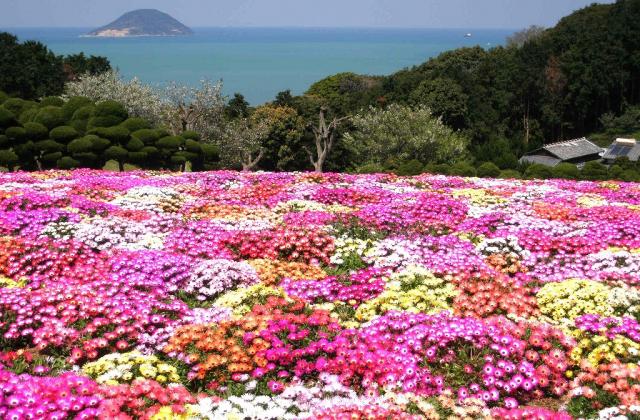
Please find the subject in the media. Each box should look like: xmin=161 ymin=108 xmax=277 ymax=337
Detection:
xmin=86 ymin=9 xmax=193 ymax=37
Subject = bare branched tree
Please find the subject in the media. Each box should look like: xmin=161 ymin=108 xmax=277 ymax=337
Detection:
xmin=304 ymin=107 xmax=348 ymax=173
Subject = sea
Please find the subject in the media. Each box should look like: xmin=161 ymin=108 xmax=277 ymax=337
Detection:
xmin=4 ymin=27 xmax=513 ymax=105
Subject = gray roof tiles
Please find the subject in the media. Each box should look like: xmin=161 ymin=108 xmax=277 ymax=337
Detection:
xmin=542 ymin=137 xmax=603 ymax=161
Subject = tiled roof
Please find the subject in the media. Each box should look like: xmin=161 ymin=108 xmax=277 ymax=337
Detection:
xmin=542 ymin=137 xmax=603 ymax=161
xmin=519 ymin=155 xmax=562 ymax=167
xmin=603 ymin=139 xmax=640 ymax=162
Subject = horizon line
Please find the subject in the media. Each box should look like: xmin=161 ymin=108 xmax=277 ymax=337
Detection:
xmin=1 ymin=25 xmax=522 ymax=31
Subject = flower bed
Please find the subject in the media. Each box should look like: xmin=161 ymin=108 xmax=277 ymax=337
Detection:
xmin=1 ymin=169 xmax=639 ymax=419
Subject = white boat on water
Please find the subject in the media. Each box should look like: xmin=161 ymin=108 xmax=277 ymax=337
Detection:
xmin=465 ymin=33 xmax=472 ymax=37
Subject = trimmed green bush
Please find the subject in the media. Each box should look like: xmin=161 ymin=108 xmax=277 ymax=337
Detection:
xmin=498 ymin=169 xmax=522 ymax=179
xmin=608 ymin=165 xmax=625 ymax=180
xmin=128 ymin=151 xmax=148 ymax=162
xmin=621 ymin=169 xmax=640 ymax=182
xmin=34 ymin=106 xmax=65 ymax=130
xmin=67 ymin=136 xmax=94 ymax=154
xmin=141 ymin=146 xmax=160 ymax=159
xmin=56 ymin=156 xmax=80 ymax=169
xmin=449 ymin=162 xmax=477 ymax=177
xmin=34 ymin=140 xmax=65 ymax=153
xmin=120 ymin=118 xmax=150 ymax=132
xmin=5 ymin=126 xmax=26 ymax=142
xmin=0 ymin=135 xmax=8 ymax=148
xmin=40 ymin=96 xmax=64 ymax=107
xmin=524 ymin=163 xmax=553 ymax=179
xmin=71 ymin=105 xmax=95 ymax=121
xmin=182 ymin=130 xmax=201 ymax=141
xmin=49 ymin=126 xmax=79 ymax=143
xmin=23 ymin=122 xmax=49 ymax=140
xmin=355 ymin=163 xmax=386 ymax=174
xmin=551 ymin=163 xmax=579 ymax=180
xmin=104 ymin=146 xmax=128 ymax=161
xmin=88 ymin=136 xmax=111 ymax=152
xmin=126 ymin=137 xmax=144 ymax=152
xmin=87 ymin=115 xmax=123 ymax=129
xmin=477 ymin=162 xmax=501 ymax=178
xmin=94 ymin=100 xmax=128 ymax=121
xmin=2 ymin=98 xmax=36 ymax=116
xmin=131 ymin=129 xmax=160 ymax=145
xmin=156 ymin=136 xmax=184 ymax=151
xmin=41 ymin=152 xmax=63 ymax=163
xmin=580 ymin=161 xmax=608 ymax=181
xmin=0 ymin=149 xmax=19 ymax=169
xmin=18 ymin=107 xmax=39 ymax=125
xmin=184 ymin=139 xmax=202 ymax=154
xmin=201 ymin=144 xmax=220 ymax=161
xmin=0 ymin=107 xmax=16 ymax=128
xmin=395 ymin=159 xmax=424 ymax=176
xmin=0 ymin=91 xmax=8 ymax=104
xmin=89 ymin=126 xmax=130 ymax=143
xmin=63 ymin=97 xmax=93 ymax=120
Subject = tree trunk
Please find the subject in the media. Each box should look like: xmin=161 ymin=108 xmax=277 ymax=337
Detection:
xmin=118 ymin=160 xmax=124 ymax=172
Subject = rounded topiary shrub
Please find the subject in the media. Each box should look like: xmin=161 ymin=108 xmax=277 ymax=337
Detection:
xmin=355 ymin=163 xmax=386 ymax=174
xmin=128 ymin=151 xmax=148 ymax=163
xmin=477 ymin=162 xmax=501 ymax=178
xmin=131 ymin=129 xmax=160 ymax=145
xmin=524 ymin=163 xmax=553 ymax=179
xmin=0 ymin=149 xmax=19 ymax=169
xmin=395 ymin=159 xmax=424 ymax=176
xmin=184 ymin=139 xmax=202 ymax=154
xmin=449 ymin=162 xmax=477 ymax=177
xmin=87 ymin=116 xmax=123 ymax=129
xmin=581 ymin=161 xmax=609 ymax=181
xmin=23 ymin=122 xmax=49 ymax=140
xmin=94 ymin=100 xmax=128 ymax=121
xmin=622 ymin=169 xmax=640 ymax=182
xmin=0 ymin=135 xmax=8 ymax=148
xmin=0 ymin=91 xmax=8 ymax=104
xmin=49 ymin=126 xmax=79 ymax=144
xmin=498 ymin=169 xmax=522 ymax=179
xmin=56 ymin=156 xmax=80 ymax=170
xmin=551 ymin=163 xmax=579 ymax=180
xmin=71 ymin=105 xmax=95 ymax=121
xmin=0 ymin=107 xmax=16 ymax=129
xmin=34 ymin=106 xmax=65 ymax=130
xmin=182 ymin=130 xmax=201 ymax=141
xmin=40 ymin=97 xmax=65 ymax=107
xmin=126 ymin=137 xmax=144 ymax=152
xmin=5 ymin=126 xmax=26 ymax=142
xmin=2 ymin=98 xmax=35 ymax=116
xmin=200 ymin=144 xmax=219 ymax=161
xmin=156 ymin=136 xmax=184 ymax=151
xmin=67 ymin=136 xmax=94 ymax=154
xmin=120 ymin=117 xmax=151 ymax=132
xmin=141 ymin=146 xmax=160 ymax=159
xmin=63 ymin=96 xmax=94 ymax=121
xmin=35 ymin=139 xmax=65 ymax=154
xmin=608 ymin=165 xmax=625 ymax=180
xmin=104 ymin=145 xmax=128 ymax=161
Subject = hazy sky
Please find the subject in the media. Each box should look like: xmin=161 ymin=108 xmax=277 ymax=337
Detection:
xmin=0 ymin=0 xmax=615 ymax=29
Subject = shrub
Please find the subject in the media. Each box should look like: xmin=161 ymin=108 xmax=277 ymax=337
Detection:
xmin=0 ymin=149 xmax=19 ymax=169
xmin=120 ymin=117 xmax=150 ymax=132
xmin=2 ymin=98 xmax=36 ymax=116
xmin=131 ymin=128 xmax=160 ymax=145
xmin=182 ymin=130 xmax=200 ymax=141
xmin=67 ymin=136 xmax=94 ymax=154
xmin=0 ymin=90 xmax=8 ymax=104
xmin=0 ymin=107 xmax=16 ymax=128
xmin=56 ymin=156 xmax=80 ymax=169
xmin=395 ymin=159 xmax=424 ymax=176
xmin=0 ymin=134 xmax=8 ymax=148
xmin=33 ymin=106 xmax=65 ymax=130
xmin=89 ymin=126 xmax=129 ymax=143
xmin=127 ymin=151 xmax=148 ymax=162
xmin=87 ymin=115 xmax=123 ymax=129
xmin=581 ymin=161 xmax=609 ymax=181
xmin=201 ymin=144 xmax=219 ymax=161
xmin=355 ymin=163 xmax=386 ymax=174
xmin=449 ymin=162 xmax=477 ymax=177
xmin=34 ymin=139 xmax=65 ymax=154
xmin=104 ymin=145 xmax=128 ymax=161
xmin=477 ymin=162 xmax=501 ymax=178
xmin=49 ymin=126 xmax=79 ymax=143
xmin=141 ymin=146 xmax=160 ymax=159
xmin=94 ymin=100 xmax=128 ymax=121
xmin=498 ymin=169 xmax=522 ymax=179
xmin=524 ymin=163 xmax=553 ymax=179
xmin=71 ymin=105 xmax=95 ymax=121
xmin=156 ymin=136 xmax=184 ymax=151
xmin=5 ymin=126 xmax=26 ymax=142
xmin=551 ymin=162 xmax=580 ymax=179
xmin=62 ymin=96 xmax=93 ymax=120
xmin=184 ymin=139 xmax=202 ymax=154
xmin=89 ymin=136 xmax=111 ymax=152
xmin=126 ymin=137 xmax=144 ymax=152
xmin=23 ymin=122 xmax=49 ymax=140
xmin=40 ymin=96 xmax=64 ymax=107
xmin=18 ymin=107 xmax=39 ymax=124
xmin=608 ymin=165 xmax=625 ymax=180
xmin=621 ymin=169 xmax=640 ymax=182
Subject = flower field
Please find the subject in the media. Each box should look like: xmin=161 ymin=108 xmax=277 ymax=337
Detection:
xmin=1 ymin=170 xmax=640 ymax=419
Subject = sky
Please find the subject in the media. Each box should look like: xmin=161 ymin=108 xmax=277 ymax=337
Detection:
xmin=0 ymin=0 xmax=615 ymax=29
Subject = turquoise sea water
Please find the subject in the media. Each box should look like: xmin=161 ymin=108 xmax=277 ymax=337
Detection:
xmin=4 ymin=27 xmax=512 ymax=104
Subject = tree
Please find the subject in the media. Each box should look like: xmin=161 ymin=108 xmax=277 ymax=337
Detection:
xmin=219 ymin=117 xmax=271 ymax=171
xmin=506 ymin=26 xmax=546 ymax=48
xmin=225 ymin=93 xmax=250 ymax=119
xmin=304 ymin=107 xmax=348 ymax=173
xmin=63 ymin=52 xmax=112 ymax=81
xmin=344 ymin=104 xmax=469 ymax=167
xmin=409 ymin=77 xmax=469 ymax=129
xmin=163 ymin=79 xmax=226 ymax=142
xmin=580 ymin=161 xmax=609 ymax=181
xmin=251 ymin=105 xmax=306 ymax=171
xmin=64 ymin=70 xmax=163 ymax=124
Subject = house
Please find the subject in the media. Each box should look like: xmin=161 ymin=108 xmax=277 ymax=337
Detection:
xmin=519 ymin=137 xmax=604 ymax=167
xmin=602 ymin=138 xmax=640 ymax=164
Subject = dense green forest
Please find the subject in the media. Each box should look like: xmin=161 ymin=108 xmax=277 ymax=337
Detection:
xmin=1 ymin=0 xmax=640 ymax=180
